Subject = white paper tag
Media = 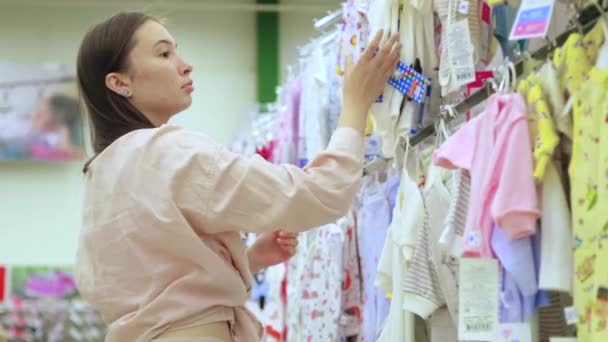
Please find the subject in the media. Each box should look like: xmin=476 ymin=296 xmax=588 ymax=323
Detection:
xmin=458 ymin=0 xmax=470 ymax=14
xmin=493 ymin=323 xmax=532 ymax=342
xmin=446 ymin=20 xmax=476 ymax=87
xmin=458 ymin=258 xmax=500 ymax=341
xmin=510 ymin=0 xmax=556 ymax=40
xmin=564 ymin=306 xmax=579 ymax=325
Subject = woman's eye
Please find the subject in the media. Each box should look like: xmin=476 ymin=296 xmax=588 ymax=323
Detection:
xmin=160 ymin=51 xmax=170 ymax=58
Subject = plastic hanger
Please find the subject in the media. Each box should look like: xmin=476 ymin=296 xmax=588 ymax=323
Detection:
xmin=496 ymin=59 xmax=517 ymax=93
xmin=434 ymin=104 xmax=456 ymax=147
xmin=569 ymin=2 xmax=585 ymax=34
xmin=395 ymin=134 xmax=411 ymax=175
xmin=507 ymin=60 xmax=517 ymax=91
xmin=497 ymin=64 xmax=508 ymax=93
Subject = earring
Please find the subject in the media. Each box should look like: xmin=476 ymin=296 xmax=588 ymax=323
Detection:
xmin=122 ymin=89 xmax=131 ymax=97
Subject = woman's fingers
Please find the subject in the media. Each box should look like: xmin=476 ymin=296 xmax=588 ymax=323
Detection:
xmin=382 ymin=42 xmax=400 ymax=79
xmin=361 ymin=29 xmax=384 ymax=62
xmin=388 ymin=40 xmax=401 ymax=65
xmin=376 ymin=32 xmax=399 ymax=61
xmin=277 ymin=237 xmax=298 ymax=248
xmin=341 ymin=30 xmax=401 ymax=122
xmin=276 ymin=231 xmax=297 ymax=239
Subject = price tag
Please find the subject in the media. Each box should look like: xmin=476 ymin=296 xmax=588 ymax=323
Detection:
xmin=446 ymin=20 xmax=476 ymax=87
xmin=510 ymin=0 xmax=556 ymax=40
xmin=458 ymin=258 xmax=500 ymax=341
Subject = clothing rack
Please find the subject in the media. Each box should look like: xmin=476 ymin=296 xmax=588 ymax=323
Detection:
xmin=0 ymin=76 xmax=75 ymax=89
xmin=363 ymin=1 xmax=607 ymax=175
xmin=313 ymin=9 xmax=341 ymax=31
xmin=298 ymin=25 xmax=340 ymax=58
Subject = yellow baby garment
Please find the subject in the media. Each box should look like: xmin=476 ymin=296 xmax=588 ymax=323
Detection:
xmin=517 ymin=75 xmax=559 ymax=181
xmin=570 ymin=67 xmax=608 ymax=342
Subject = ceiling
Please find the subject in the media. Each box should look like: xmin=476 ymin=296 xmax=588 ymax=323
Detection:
xmin=0 ymin=0 xmax=341 ymax=13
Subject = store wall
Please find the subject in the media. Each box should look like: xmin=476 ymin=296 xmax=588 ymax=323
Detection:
xmin=0 ymin=2 xmax=339 ymax=265
xmin=279 ymin=0 xmax=343 ymax=82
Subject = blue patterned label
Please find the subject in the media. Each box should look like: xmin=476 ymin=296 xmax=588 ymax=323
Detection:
xmin=388 ymin=61 xmax=430 ymax=104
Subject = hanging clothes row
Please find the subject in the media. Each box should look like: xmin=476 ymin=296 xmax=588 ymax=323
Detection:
xmin=231 ymin=1 xmax=608 ymax=341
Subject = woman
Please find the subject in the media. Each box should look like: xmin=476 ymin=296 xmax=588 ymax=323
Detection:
xmin=74 ymin=11 xmax=400 ymax=342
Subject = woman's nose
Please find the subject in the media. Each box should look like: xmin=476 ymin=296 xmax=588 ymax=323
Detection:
xmin=180 ymin=60 xmax=193 ymax=76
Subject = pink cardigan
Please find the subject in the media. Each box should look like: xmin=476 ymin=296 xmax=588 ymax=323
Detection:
xmin=75 ymin=125 xmax=364 ymax=341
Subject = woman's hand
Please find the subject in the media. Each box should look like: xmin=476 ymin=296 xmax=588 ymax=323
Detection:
xmin=247 ymin=231 xmax=298 ymax=273
xmin=340 ymin=30 xmax=401 ymax=133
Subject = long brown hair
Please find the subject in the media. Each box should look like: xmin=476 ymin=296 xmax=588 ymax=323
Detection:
xmin=77 ymin=12 xmax=156 ymax=173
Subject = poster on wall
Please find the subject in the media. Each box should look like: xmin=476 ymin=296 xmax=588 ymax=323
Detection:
xmin=0 ymin=62 xmax=84 ymax=161
xmin=2 ymin=266 xmax=106 ymax=341
xmin=9 ymin=265 xmax=77 ymax=300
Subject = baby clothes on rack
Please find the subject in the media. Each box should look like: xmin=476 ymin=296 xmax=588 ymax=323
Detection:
xmin=537 ymin=61 xmax=569 ymax=141
xmin=368 ymin=0 xmax=401 ymax=158
xmin=298 ymin=44 xmax=330 ymax=166
xmin=274 ymin=78 xmax=301 ymax=165
xmin=517 ymin=74 xmax=560 ymax=182
xmin=569 ymin=67 xmax=608 ymax=342
xmin=402 ymin=162 xmax=452 ymax=320
xmin=553 ymin=23 xmax=605 ymax=100
xmin=375 ymin=161 xmax=420 ymax=342
xmin=393 ymin=0 xmax=437 ymax=140
xmin=537 ymin=160 xmax=573 ymax=294
xmin=492 ymin=226 xmax=547 ymax=323
xmin=285 ymin=223 xmax=345 ymax=341
xmin=430 ymin=307 xmax=458 ymax=342
xmin=357 ymin=174 xmax=395 ymax=342
xmin=326 ymin=42 xmax=342 ymax=143
xmin=434 ymin=169 xmax=470 ymax=324
xmin=339 ymin=211 xmax=364 ymax=338
xmin=538 ymin=291 xmax=576 ymax=341
xmin=262 ymin=263 xmax=287 ymax=341
xmin=338 ymin=0 xmax=371 ymax=77
xmin=433 ymin=93 xmax=540 ymax=258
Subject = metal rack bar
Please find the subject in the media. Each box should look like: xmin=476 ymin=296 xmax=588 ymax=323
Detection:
xmin=313 ymin=10 xmax=342 ymax=31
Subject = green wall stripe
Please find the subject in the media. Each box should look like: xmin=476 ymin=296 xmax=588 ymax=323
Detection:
xmin=256 ymin=0 xmax=279 ymax=104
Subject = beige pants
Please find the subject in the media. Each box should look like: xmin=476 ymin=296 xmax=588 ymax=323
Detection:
xmin=152 ymin=322 xmax=232 ymax=342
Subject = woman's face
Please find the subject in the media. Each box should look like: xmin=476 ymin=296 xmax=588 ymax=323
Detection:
xmin=112 ymin=20 xmax=194 ymax=125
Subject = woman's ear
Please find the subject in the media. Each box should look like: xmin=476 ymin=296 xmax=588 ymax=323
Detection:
xmin=105 ymin=72 xmax=132 ymax=98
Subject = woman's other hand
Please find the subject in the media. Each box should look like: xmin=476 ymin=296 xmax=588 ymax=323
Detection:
xmin=247 ymin=231 xmax=298 ymax=273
